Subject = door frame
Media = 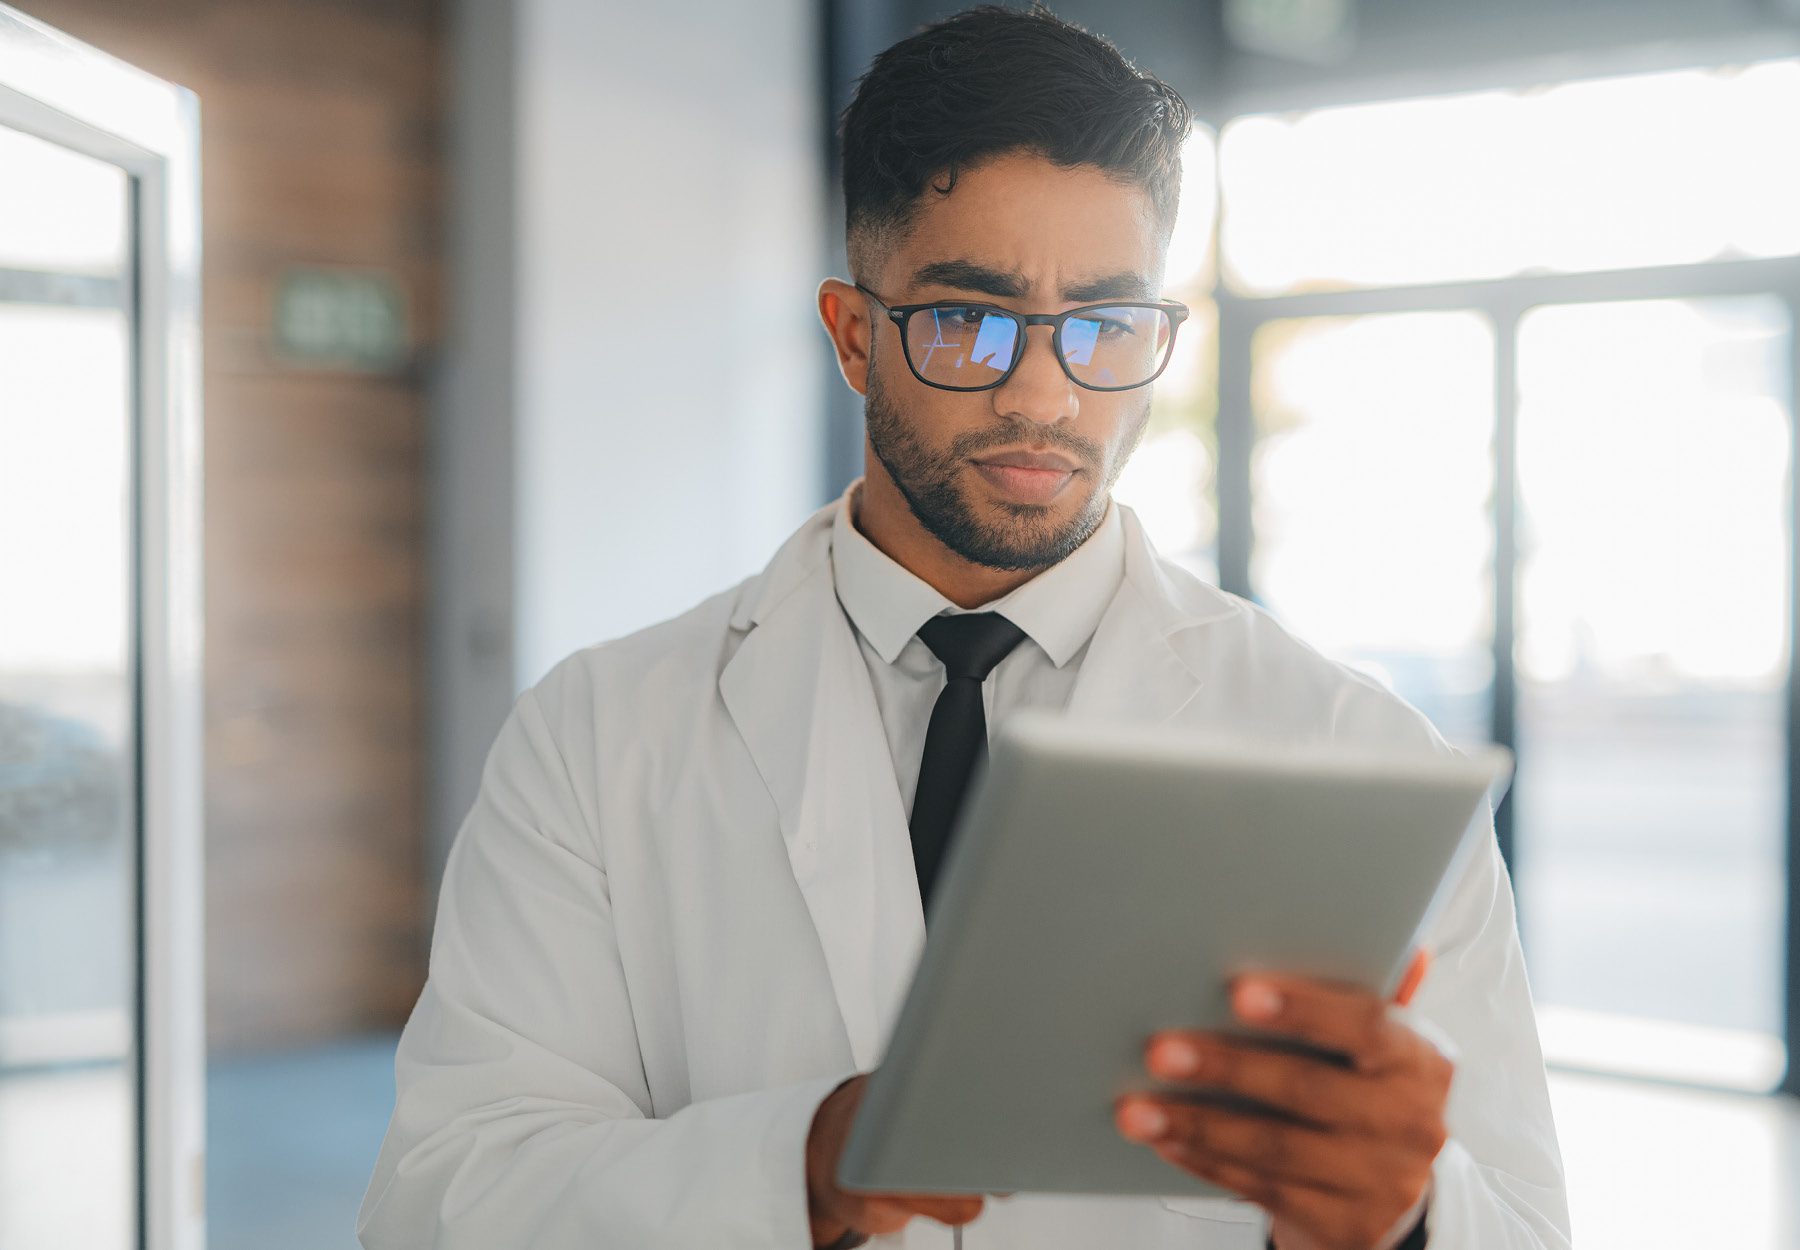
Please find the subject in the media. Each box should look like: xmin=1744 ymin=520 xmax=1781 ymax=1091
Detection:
xmin=0 ymin=7 xmax=204 ymax=1247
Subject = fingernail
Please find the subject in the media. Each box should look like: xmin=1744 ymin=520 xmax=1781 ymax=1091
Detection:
xmin=1237 ymin=981 xmax=1283 ymax=1021
xmin=1117 ymin=1100 xmax=1169 ymax=1141
xmin=1150 ymin=1036 xmax=1203 ymax=1078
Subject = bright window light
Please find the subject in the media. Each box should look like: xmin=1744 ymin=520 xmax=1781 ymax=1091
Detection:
xmin=1537 ymin=1004 xmax=1786 ymax=1093
xmin=1162 ymin=126 xmax=1218 ymax=294
xmin=0 ymin=126 xmax=127 ymax=276
xmin=0 ymin=305 xmax=131 ymax=676
xmin=1113 ymin=425 xmax=1216 ymax=577
xmin=1220 ymin=59 xmax=1800 ymax=294
xmin=1517 ymin=298 xmax=1791 ymax=685
xmin=1514 ymin=295 xmax=1790 ymax=1061
xmin=1121 ymin=126 xmax=1221 ymax=580
xmin=1249 ymin=310 xmax=1495 ymax=745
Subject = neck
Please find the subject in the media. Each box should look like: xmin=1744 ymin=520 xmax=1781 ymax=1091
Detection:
xmin=855 ymin=450 xmax=1042 ymax=609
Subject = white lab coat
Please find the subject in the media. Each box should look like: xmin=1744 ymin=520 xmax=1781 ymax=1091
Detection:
xmin=359 ymin=499 xmax=1570 ymax=1250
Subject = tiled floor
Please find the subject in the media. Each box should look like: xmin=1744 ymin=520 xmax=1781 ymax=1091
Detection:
xmin=1548 ymin=1068 xmax=1800 ymax=1249
xmin=206 ymin=1034 xmax=400 ymax=1250
xmin=0 ymin=1060 xmax=132 ymax=1249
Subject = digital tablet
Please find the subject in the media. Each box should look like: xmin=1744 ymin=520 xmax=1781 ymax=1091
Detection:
xmin=837 ymin=714 xmax=1510 ymax=1199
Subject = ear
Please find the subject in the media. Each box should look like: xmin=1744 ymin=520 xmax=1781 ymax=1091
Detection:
xmin=818 ymin=278 xmax=873 ymax=397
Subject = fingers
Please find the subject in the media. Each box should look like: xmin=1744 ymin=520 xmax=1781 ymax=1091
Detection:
xmin=1144 ymin=1034 xmax=1373 ymax=1132
xmin=849 ymin=1193 xmax=984 ymax=1234
xmin=1151 ymin=1137 xmax=1344 ymax=1218
xmin=1183 ymin=1153 xmax=1414 ymax=1250
xmin=1229 ymin=975 xmax=1410 ymax=1071
xmin=1118 ymin=1096 xmax=1437 ymax=1247
xmin=1117 ymin=1097 xmax=1370 ymax=1193
xmin=1142 ymin=1031 xmax=1450 ymax=1151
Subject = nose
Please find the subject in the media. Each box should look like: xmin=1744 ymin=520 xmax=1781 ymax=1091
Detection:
xmin=993 ymin=324 xmax=1077 ymax=425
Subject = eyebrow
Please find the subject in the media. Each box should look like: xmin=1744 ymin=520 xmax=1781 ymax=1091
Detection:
xmin=1061 ymin=271 xmax=1155 ymax=303
xmin=909 ymin=260 xmax=1027 ymax=299
xmin=909 ymin=259 xmax=1155 ymax=304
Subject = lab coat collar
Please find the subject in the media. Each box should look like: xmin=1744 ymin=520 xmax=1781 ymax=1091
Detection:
xmin=720 ymin=502 xmax=923 ymax=1068
xmin=1065 ymin=504 xmax=1242 ymax=724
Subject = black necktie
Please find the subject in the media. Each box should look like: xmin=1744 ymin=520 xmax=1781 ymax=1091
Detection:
xmin=909 ymin=612 xmax=1028 ymax=912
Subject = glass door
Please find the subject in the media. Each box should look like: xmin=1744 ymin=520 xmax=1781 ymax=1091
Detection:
xmin=1247 ymin=310 xmax=1498 ymax=748
xmin=0 ymin=117 xmax=138 ymax=1250
xmin=1513 ymin=295 xmax=1793 ymax=1089
xmin=0 ymin=7 xmax=206 ymax=1247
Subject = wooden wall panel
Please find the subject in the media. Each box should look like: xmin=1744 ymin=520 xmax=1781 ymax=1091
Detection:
xmin=19 ymin=0 xmax=441 ymax=1052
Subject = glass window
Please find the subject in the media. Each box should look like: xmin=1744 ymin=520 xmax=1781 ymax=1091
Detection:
xmin=1220 ymin=60 xmax=1800 ymax=295
xmin=1248 ymin=311 xmax=1496 ymax=747
xmin=1514 ymin=295 xmax=1791 ymax=1089
xmin=0 ymin=122 xmax=135 ymax=1249
xmin=1116 ymin=127 xmax=1221 ymax=581
xmin=0 ymin=125 xmax=129 ymax=276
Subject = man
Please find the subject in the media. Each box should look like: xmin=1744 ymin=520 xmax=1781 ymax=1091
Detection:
xmin=360 ymin=8 xmax=1568 ymax=1249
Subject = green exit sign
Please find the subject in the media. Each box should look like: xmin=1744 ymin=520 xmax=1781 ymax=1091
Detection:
xmin=273 ymin=268 xmax=408 ymax=373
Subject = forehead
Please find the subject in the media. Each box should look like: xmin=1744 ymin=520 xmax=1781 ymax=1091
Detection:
xmin=879 ymin=152 xmax=1165 ymax=300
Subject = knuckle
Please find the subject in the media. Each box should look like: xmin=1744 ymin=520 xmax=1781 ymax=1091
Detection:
xmin=1276 ymin=1062 xmax=1318 ymax=1111
xmin=1254 ymin=1120 xmax=1290 ymax=1166
xmin=1211 ymin=1045 xmax=1244 ymax=1088
xmin=1177 ymin=1109 xmax=1208 ymax=1150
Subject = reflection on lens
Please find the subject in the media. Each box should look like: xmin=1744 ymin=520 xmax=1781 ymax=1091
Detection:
xmin=909 ymin=306 xmax=1016 ymax=387
xmin=1061 ymin=306 xmax=1173 ymax=390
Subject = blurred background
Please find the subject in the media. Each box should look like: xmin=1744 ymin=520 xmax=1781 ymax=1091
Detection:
xmin=1 ymin=0 xmax=1797 ymax=1247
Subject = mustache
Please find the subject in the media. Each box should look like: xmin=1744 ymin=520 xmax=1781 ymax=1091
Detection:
xmin=946 ymin=421 xmax=1104 ymax=470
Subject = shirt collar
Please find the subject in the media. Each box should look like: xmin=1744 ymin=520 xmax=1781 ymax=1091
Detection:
xmin=829 ymin=481 xmax=1125 ymax=668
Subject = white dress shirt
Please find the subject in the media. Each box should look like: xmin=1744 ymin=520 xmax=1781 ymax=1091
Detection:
xmin=830 ymin=485 xmax=1125 ymax=815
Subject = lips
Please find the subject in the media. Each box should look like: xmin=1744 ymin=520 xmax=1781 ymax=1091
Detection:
xmin=973 ymin=448 xmax=1080 ymax=473
xmin=970 ymin=446 xmax=1080 ymax=505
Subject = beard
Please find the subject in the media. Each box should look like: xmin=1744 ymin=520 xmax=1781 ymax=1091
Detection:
xmin=863 ymin=366 xmax=1143 ymax=572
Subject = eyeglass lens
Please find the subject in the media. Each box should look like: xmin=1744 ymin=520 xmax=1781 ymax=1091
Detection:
xmin=904 ymin=305 xmax=1174 ymax=390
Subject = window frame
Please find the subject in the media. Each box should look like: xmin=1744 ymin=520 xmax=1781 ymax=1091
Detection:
xmin=1213 ymin=205 xmax=1800 ymax=1095
xmin=0 ymin=5 xmax=205 ymax=1246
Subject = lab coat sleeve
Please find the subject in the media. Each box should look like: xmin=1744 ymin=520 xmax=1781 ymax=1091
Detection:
xmin=1410 ymin=828 xmax=1573 ymax=1250
xmin=357 ymin=683 xmax=841 ymax=1250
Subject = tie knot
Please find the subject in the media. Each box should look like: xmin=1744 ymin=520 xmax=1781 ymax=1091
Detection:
xmin=916 ymin=612 xmax=1028 ymax=683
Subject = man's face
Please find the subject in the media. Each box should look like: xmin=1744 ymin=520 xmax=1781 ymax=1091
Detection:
xmin=862 ymin=153 xmax=1167 ymax=571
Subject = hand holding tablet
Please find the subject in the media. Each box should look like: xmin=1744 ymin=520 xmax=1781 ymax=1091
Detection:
xmin=1116 ymin=954 xmax=1445 ymax=1250
xmin=830 ymin=715 xmax=1508 ymax=1238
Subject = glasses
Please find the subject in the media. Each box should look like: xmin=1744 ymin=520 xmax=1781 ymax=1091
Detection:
xmin=858 ymin=284 xmax=1189 ymax=393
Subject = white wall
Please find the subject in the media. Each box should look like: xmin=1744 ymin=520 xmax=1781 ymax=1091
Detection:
xmin=514 ymin=0 xmax=827 ymax=688
xmin=435 ymin=0 xmax=828 ymax=874
xmin=435 ymin=0 xmax=522 ymax=890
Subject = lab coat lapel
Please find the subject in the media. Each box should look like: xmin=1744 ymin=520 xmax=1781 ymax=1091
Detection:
xmin=718 ymin=511 xmax=924 ymax=1069
xmin=1066 ymin=507 xmax=1235 ymax=725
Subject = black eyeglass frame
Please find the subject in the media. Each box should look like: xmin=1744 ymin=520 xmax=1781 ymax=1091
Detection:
xmin=856 ymin=283 xmax=1191 ymax=394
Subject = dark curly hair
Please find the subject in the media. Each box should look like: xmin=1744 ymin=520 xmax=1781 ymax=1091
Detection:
xmin=840 ymin=5 xmax=1192 ymax=280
